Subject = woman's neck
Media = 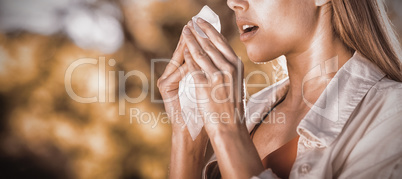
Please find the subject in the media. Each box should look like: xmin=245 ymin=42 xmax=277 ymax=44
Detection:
xmin=282 ymin=7 xmax=353 ymax=111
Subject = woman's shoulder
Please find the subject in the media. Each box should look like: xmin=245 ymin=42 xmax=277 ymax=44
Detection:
xmin=369 ymin=77 xmax=402 ymax=102
xmin=336 ymin=78 xmax=402 ymax=179
xmin=372 ymin=77 xmax=402 ymax=90
xmin=361 ymin=77 xmax=402 ymax=124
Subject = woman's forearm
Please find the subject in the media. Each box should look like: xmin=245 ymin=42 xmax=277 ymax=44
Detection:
xmin=208 ymin=124 xmax=264 ymax=179
xmin=169 ymin=131 xmax=209 ymax=179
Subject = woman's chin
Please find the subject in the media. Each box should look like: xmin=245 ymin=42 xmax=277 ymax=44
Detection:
xmin=246 ymin=50 xmax=279 ymax=64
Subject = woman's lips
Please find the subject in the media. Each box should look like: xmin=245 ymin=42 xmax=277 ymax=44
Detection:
xmin=240 ymin=26 xmax=259 ymax=42
xmin=236 ymin=18 xmax=259 ymax=42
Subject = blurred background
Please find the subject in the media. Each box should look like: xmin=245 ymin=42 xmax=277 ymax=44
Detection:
xmin=0 ymin=0 xmax=401 ymax=178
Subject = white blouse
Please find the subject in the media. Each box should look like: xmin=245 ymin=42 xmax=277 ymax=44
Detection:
xmin=203 ymin=52 xmax=402 ymax=179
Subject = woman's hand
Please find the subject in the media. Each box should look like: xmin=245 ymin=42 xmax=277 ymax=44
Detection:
xmin=182 ymin=18 xmax=245 ymax=134
xmin=158 ymin=26 xmax=209 ymax=179
xmin=157 ymin=31 xmax=189 ymax=133
xmin=182 ymin=18 xmax=264 ymax=179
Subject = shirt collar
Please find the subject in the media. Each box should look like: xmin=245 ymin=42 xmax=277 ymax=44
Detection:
xmin=246 ymin=52 xmax=386 ymax=147
xmin=246 ymin=77 xmax=289 ymax=132
xmin=298 ymin=52 xmax=386 ymax=147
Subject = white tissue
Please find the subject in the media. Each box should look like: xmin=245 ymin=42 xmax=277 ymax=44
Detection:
xmin=178 ymin=74 xmax=204 ymax=141
xmin=192 ymin=5 xmax=221 ymax=38
xmin=179 ymin=5 xmax=221 ymax=141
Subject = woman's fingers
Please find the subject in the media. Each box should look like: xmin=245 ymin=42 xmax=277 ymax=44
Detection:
xmin=194 ymin=18 xmax=238 ymax=64
xmin=187 ymin=21 xmax=234 ymax=72
xmin=183 ymin=48 xmax=202 ymax=74
xmin=181 ymin=19 xmax=245 ymax=107
xmin=182 ymin=26 xmax=220 ymax=76
xmin=160 ymin=31 xmax=185 ymax=80
xmin=183 ymin=47 xmax=207 ymax=82
xmin=183 ymin=48 xmax=212 ymax=104
xmin=158 ymin=64 xmax=188 ymax=101
xmin=190 ymin=19 xmax=243 ymax=88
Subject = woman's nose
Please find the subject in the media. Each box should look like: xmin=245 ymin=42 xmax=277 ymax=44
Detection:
xmin=227 ymin=0 xmax=248 ymax=12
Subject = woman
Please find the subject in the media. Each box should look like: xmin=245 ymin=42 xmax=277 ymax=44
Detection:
xmin=158 ymin=0 xmax=402 ymax=178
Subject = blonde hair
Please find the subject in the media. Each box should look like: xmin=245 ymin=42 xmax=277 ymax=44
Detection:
xmin=331 ymin=0 xmax=402 ymax=81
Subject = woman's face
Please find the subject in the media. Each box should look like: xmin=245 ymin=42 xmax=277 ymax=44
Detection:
xmin=227 ymin=0 xmax=318 ymax=62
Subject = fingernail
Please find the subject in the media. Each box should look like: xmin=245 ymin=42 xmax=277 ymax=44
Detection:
xmin=183 ymin=26 xmax=191 ymax=34
xmin=187 ymin=20 xmax=192 ymax=27
xmin=197 ymin=18 xmax=205 ymax=23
